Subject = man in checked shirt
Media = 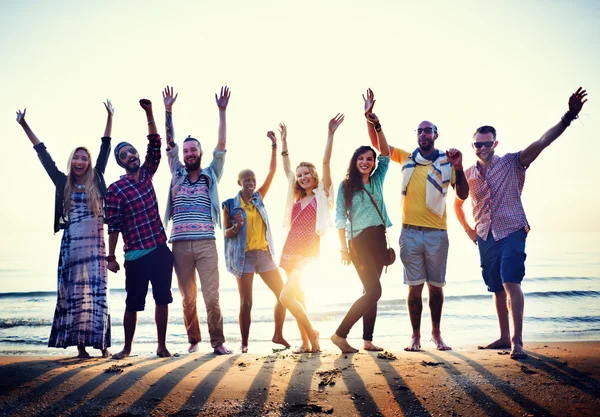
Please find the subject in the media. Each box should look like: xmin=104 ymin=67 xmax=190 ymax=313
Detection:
xmin=106 ymin=98 xmax=174 ymax=359
xmin=455 ymin=87 xmax=588 ymax=359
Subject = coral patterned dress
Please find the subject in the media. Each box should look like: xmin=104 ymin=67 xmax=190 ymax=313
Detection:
xmin=279 ymin=197 xmax=320 ymax=271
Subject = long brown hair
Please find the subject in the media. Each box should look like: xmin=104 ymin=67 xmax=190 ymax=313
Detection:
xmin=342 ymin=146 xmax=377 ymax=210
xmin=293 ymin=162 xmax=320 ymax=201
xmin=64 ymin=147 xmax=102 ymax=217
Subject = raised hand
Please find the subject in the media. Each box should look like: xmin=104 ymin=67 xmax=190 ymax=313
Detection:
xmin=16 ymin=108 xmax=26 ymax=125
xmin=162 ymin=86 xmax=178 ymax=112
xmin=568 ymin=87 xmax=588 ymax=116
xmin=139 ymin=99 xmax=152 ymax=112
xmin=329 ymin=113 xmax=345 ymax=133
xmin=446 ymin=148 xmax=463 ymax=170
xmin=215 ymin=86 xmax=231 ymax=110
xmin=365 ymin=111 xmax=379 ymax=125
xmin=363 ymin=88 xmax=376 ymax=114
xmin=103 ymin=99 xmax=114 ymax=116
xmin=267 ymin=130 xmax=277 ymax=145
xmin=278 ymin=123 xmax=287 ymax=142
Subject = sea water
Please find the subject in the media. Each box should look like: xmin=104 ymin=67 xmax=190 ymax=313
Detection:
xmin=0 ymin=230 xmax=598 ymax=355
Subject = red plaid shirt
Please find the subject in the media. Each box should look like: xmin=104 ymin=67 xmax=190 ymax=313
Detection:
xmin=465 ymin=152 xmax=530 ymax=241
xmin=106 ymin=134 xmax=167 ymax=251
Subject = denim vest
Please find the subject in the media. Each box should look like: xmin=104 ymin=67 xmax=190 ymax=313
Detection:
xmin=222 ymin=192 xmax=275 ymax=278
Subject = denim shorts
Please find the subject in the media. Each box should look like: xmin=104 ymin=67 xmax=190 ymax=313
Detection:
xmin=241 ymin=250 xmax=278 ymax=275
xmin=477 ymin=228 xmax=527 ymax=293
xmin=399 ymin=228 xmax=449 ymax=287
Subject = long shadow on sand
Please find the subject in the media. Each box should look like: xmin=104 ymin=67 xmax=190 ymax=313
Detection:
xmin=3 ymin=358 xmax=113 ymax=416
xmin=371 ymin=353 xmax=431 ymax=417
xmin=282 ymin=353 xmax=323 ymax=415
xmin=334 ymin=353 xmax=382 ymax=417
xmin=443 ymin=351 xmax=554 ymax=416
xmin=525 ymin=351 xmax=600 ymax=399
xmin=0 ymin=359 xmax=73 ymax=396
xmin=236 ymin=354 xmax=280 ymax=416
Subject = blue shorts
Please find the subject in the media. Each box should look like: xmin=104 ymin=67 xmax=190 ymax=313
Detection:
xmin=477 ymin=228 xmax=527 ymax=293
xmin=241 ymin=250 xmax=278 ymax=275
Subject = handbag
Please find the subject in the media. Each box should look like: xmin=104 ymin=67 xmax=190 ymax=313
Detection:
xmin=363 ymin=188 xmax=396 ymax=268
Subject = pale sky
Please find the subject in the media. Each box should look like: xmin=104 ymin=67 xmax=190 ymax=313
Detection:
xmin=0 ymin=0 xmax=598 ymax=291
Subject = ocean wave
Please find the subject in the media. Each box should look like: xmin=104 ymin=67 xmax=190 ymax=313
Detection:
xmin=0 ymin=318 xmax=53 ymax=328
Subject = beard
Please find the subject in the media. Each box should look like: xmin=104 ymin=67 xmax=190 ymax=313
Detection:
xmin=126 ymin=164 xmax=140 ymax=174
xmin=419 ymin=141 xmax=434 ymax=152
xmin=185 ymin=156 xmax=201 ymax=171
xmin=477 ymin=150 xmax=495 ymax=163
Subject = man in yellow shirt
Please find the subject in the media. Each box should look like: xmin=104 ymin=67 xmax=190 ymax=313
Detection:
xmin=364 ymin=89 xmax=469 ymax=351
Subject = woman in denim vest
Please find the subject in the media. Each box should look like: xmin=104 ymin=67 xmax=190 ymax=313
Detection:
xmin=222 ymin=132 xmax=289 ymax=353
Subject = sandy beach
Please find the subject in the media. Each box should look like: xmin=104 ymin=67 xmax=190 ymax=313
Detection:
xmin=0 ymin=341 xmax=598 ymax=417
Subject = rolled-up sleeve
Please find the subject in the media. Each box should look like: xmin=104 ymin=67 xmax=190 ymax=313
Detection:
xmin=210 ymin=148 xmax=227 ymax=181
xmin=335 ymin=182 xmax=347 ymax=229
xmin=105 ymin=186 xmax=122 ymax=233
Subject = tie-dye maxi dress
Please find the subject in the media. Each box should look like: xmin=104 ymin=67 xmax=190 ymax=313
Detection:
xmin=48 ymin=191 xmax=111 ymax=350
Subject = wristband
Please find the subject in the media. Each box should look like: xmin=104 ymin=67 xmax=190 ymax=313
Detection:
xmin=148 ymin=120 xmax=155 ymax=125
xmin=106 ymin=255 xmax=116 ymax=262
xmin=281 ymin=151 xmax=289 ymax=156
xmin=374 ymin=122 xmax=381 ymax=132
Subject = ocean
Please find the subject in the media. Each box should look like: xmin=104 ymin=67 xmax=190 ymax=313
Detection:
xmin=0 ymin=230 xmax=598 ymax=356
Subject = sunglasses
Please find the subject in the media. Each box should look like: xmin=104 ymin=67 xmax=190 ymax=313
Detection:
xmin=473 ymin=141 xmax=495 ymax=149
xmin=416 ymin=127 xmax=436 ymax=134
xmin=119 ymin=147 xmax=138 ymax=160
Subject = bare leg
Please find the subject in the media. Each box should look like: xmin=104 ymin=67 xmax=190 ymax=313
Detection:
xmin=295 ymin=289 xmax=312 ymax=352
xmin=112 ymin=310 xmax=137 ymax=359
xmin=237 ymin=273 xmax=254 ymax=353
xmin=77 ymin=345 xmax=90 ymax=359
xmin=405 ymin=284 xmax=424 ymax=351
xmin=280 ymin=269 xmax=319 ymax=352
xmin=155 ymin=304 xmax=171 ymax=357
xmin=504 ymin=282 xmax=527 ymax=359
xmin=259 ymin=268 xmax=290 ymax=348
xmin=428 ymin=284 xmax=451 ymax=350
xmin=479 ymin=290 xmax=512 ymax=349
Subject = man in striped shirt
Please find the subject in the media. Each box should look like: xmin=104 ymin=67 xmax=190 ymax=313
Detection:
xmin=455 ymin=87 xmax=588 ymax=359
xmin=106 ymin=98 xmax=174 ymax=359
xmin=162 ymin=86 xmax=233 ymax=355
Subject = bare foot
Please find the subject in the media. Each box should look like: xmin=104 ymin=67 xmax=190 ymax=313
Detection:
xmin=77 ymin=349 xmax=91 ymax=359
xmin=188 ymin=343 xmax=199 ymax=353
xmin=240 ymin=345 xmax=248 ymax=353
xmin=510 ymin=344 xmax=528 ymax=360
xmin=100 ymin=348 xmax=111 ymax=358
xmin=331 ymin=334 xmax=358 ymax=353
xmin=111 ymin=349 xmax=131 ymax=360
xmin=293 ymin=345 xmax=311 ymax=354
xmin=478 ymin=338 xmax=511 ymax=350
xmin=157 ymin=348 xmax=172 ymax=358
xmin=272 ymin=335 xmax=291 ymax=348
xmin=404 ymin=335 xmax=421 ymax=352
xmin=214 ymin=344 xmax=233 ymax=355
xmin=432 ymin=334 xmax=452 ymax=351
xmin=363 ymin=341 xmax=384 ymax=351
xmin=310 ymin=330 xmax=321 ymax=352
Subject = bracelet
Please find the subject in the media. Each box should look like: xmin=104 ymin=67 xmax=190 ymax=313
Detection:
xmin=106 ymin=255 xmax=116 ymax=262
xmin=271 ymin=143 xmax=278 ymax=149
xmin=281 ymin=151 xmax=289 ymax=156
xmin=148 ymin=120 xmax=155 ymax=125
xmin=561 ymin=111 xmax=578 ymax=127
xmin=374 ymin=122 xmax=382 ymax=132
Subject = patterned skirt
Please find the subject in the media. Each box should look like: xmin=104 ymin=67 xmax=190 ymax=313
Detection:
xmin=48 ymin=192 xmax=111 ymax=349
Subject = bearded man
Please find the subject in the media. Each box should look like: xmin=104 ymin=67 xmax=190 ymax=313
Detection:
xmin=162 ymin=86 xmax=232 ymax=355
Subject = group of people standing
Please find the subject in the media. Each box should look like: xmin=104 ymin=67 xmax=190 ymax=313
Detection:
xmin=17 ymin=85 xmax=587 ymax=360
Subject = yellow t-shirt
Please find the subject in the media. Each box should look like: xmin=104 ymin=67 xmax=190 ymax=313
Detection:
xmin=391 ymin=147 xmax=456 ymax=230
xmin=240 ymin=197 xmax=269 ymax=251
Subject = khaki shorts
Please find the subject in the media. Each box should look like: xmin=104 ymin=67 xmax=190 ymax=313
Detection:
xmin=399 ymin=228 xmax=449 ymax=287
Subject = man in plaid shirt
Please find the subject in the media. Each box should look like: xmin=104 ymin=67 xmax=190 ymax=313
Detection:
xmin=106 ymin=98 xmax=174 ymax=359
xmin=455 ymin=87 xmax=588 ymax=359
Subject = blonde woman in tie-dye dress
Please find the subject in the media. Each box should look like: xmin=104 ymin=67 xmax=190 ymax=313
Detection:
xmin=16 ymin=101 xmax=113 ymax=358
xmin=278 ymin=115 xmax=344 ymax=353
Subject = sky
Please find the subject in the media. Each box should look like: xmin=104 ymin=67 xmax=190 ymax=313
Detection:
xmin=0 ymin=0 xmax=598 ymax=292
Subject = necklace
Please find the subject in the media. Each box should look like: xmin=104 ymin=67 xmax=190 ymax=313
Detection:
xmin=74 ymin=184 xmax=85 ymax=190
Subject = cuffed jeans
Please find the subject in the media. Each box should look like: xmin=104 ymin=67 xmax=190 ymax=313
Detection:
xmin=172 ymin=239 xmax=225 ymax=348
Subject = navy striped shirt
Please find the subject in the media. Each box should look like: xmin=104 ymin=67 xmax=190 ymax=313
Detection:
xmin=170 ymin=175 xmax=215 ymax=241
